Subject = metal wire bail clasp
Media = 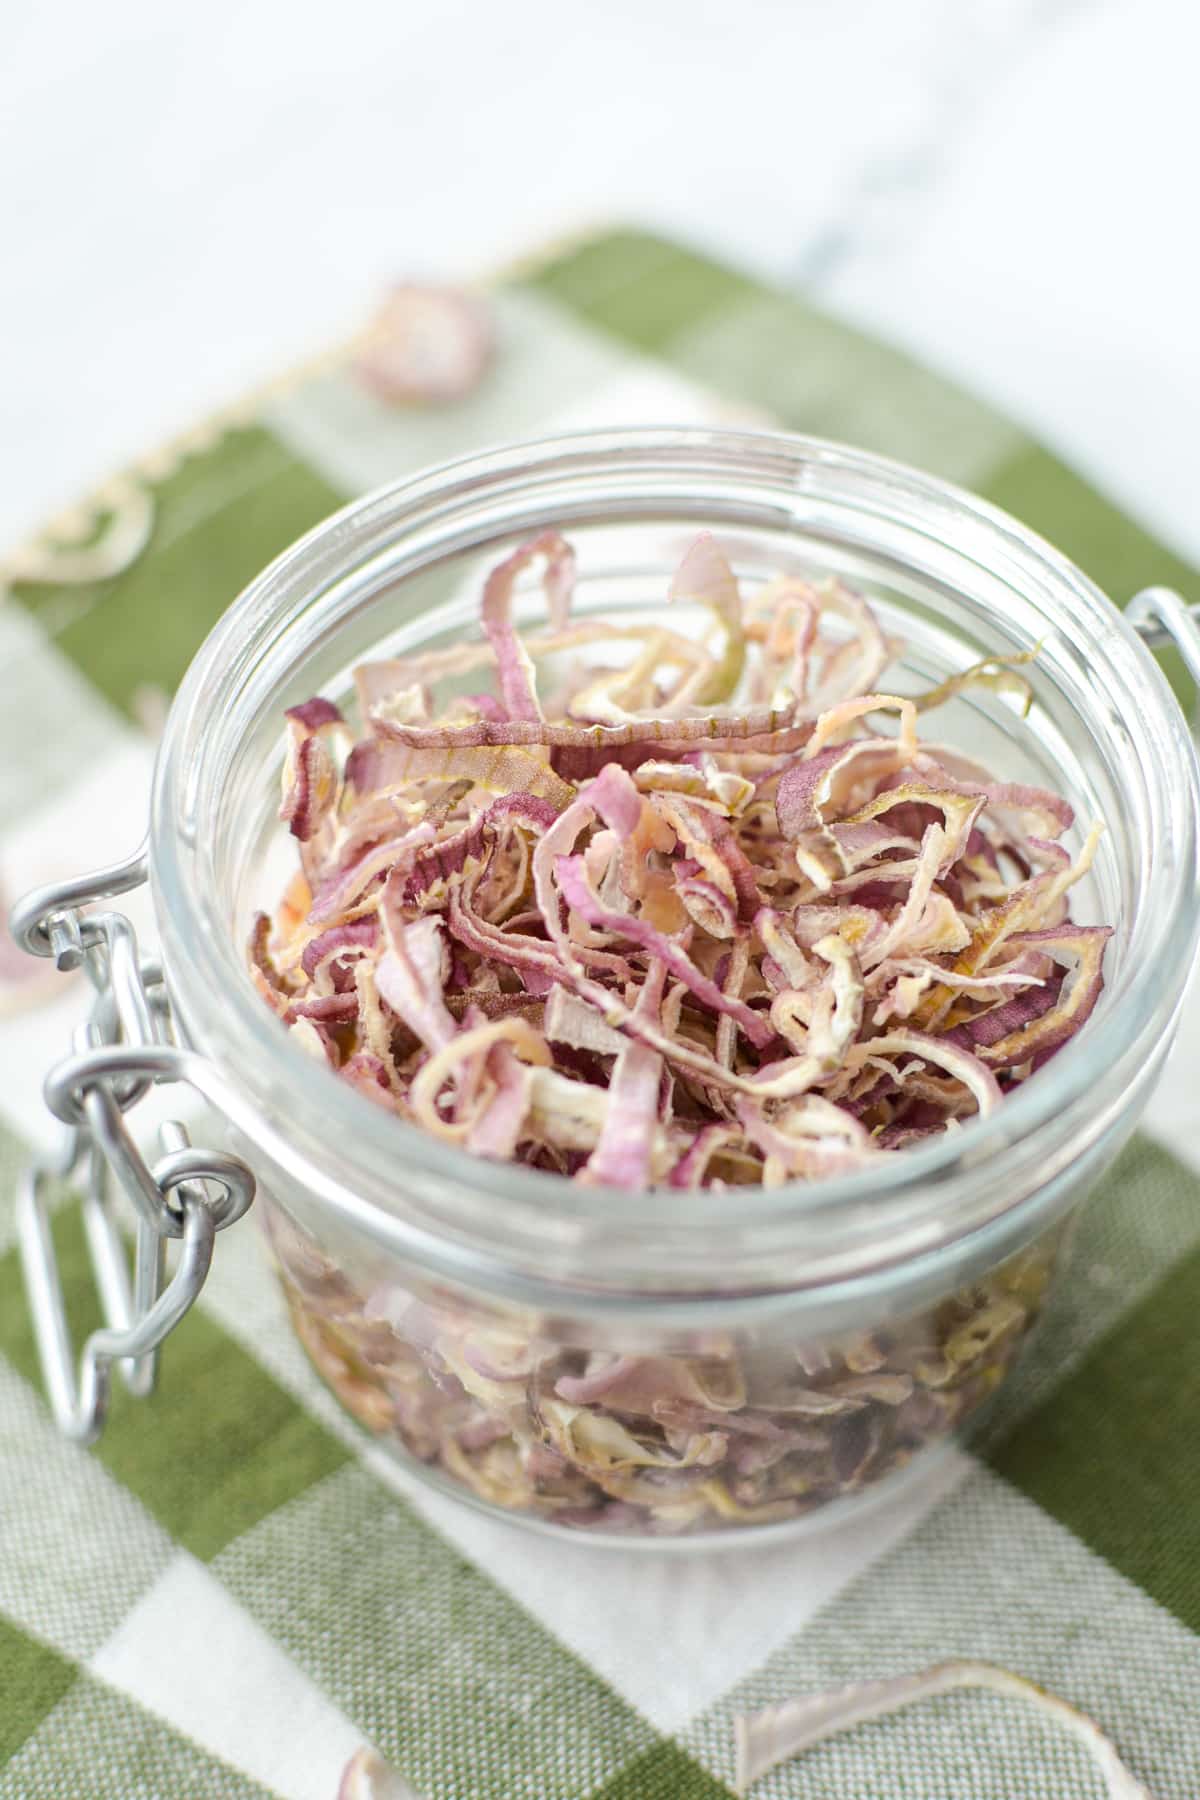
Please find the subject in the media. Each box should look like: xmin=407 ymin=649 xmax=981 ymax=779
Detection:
xmin=9 ymin=847 xmax=256 ymax=1444
xmin=1128 ymin=586 xmax=1200 ymax=703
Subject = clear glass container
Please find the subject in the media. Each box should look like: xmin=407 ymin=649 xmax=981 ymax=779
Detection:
xmin=149 ymin=428 xmax=1200 ymax=1542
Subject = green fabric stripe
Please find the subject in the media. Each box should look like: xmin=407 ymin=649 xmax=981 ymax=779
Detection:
xmin=523 ymin=228 xmax=1024 ymax=486
xmin=0 ymin=1670 xmax=280 ymax=1800
xmin=680 ymin=1466 xmax=1200 ymax=1799
xmin=979 ymin=1134 xmax=1200 ymax=1445
xmin=659 ymin=292 xmax=1022 ymax=488
xmin=986 ymin=448 xmax=1199 ymax=611
xmin=524 ymin=228 xmax=1198 ymax=695
xmin=0 ymin=1205 xmax=349 ymax=1561
xmin=985 ymin=447 xmax=1194 ymax=695
xmin=213 ymin=1463 xmax=657 ymax=1800
xmin=0 ymin=1614 xmax=75 ymax=1765
xmin=587 ymin=1742 xmax=735 ymax=1799
xmin=526 ymin=229 xmax=757 ymax=352
xmin=11 ymin=425 xmax=344 ymax=719
xmin=990 ymin=1240 xmax=1200 ymax=1635
xmin=0 ymin=1361 xmax=175 ymax=1663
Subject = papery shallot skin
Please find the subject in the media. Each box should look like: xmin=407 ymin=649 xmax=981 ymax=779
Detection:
xmin=355 ymin=284 xmax=493 ymax=406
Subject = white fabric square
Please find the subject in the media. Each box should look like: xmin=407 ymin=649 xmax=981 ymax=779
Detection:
xmin=91 ymin=1549 xmax=364 ymax=1800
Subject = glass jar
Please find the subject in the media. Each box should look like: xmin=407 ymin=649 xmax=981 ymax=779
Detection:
xmin=148 ymin=427 xmax=1199 ymax=1542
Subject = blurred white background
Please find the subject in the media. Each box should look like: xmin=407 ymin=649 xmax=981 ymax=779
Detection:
xmin=4 ymin=0 xmax=1198 ymax=557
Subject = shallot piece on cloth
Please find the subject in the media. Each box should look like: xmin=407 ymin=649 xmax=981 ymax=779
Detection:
xmin=355 ymin=284 xmax=493 ymax=405
xmin=733 ymin=1661 xmax=1156 ymax=1797
xmin=337 ymin=1747 xmax=424 ymax=1799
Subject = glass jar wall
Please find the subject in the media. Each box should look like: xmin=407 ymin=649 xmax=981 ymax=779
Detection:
xmin=149 ymin=430 xmax=1200 ymax=1540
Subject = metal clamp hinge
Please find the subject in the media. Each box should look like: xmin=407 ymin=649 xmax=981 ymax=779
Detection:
xmin=1128 ymin=586 xmax=1200 ymax=697
xmin=9 ymin=848 xmax=256 ymax=1444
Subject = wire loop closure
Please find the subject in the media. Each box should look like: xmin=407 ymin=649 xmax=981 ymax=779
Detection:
xmin=1128 ymin=587 xmax=1200 ymax=710
xmin=8 ymin=850 xmax=256 ymax=1444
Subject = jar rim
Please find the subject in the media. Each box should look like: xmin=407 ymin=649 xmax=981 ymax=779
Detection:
xmin=150 ymin=426 xmax=1200 ymax=1305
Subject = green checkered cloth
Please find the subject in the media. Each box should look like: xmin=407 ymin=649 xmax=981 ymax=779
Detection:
xmin=2 ymin=229 xmax=1198 ymax=1800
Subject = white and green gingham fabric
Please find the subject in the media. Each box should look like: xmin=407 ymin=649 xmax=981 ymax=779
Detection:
xmin=2 ymin=230 xmax=1198 ymax=1799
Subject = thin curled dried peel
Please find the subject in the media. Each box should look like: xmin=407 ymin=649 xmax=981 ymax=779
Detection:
xmin=256 ymin=529 xmax=1109 ymax=1193
xmin=733 ymin=1660 xmax=1155 ymax=1797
